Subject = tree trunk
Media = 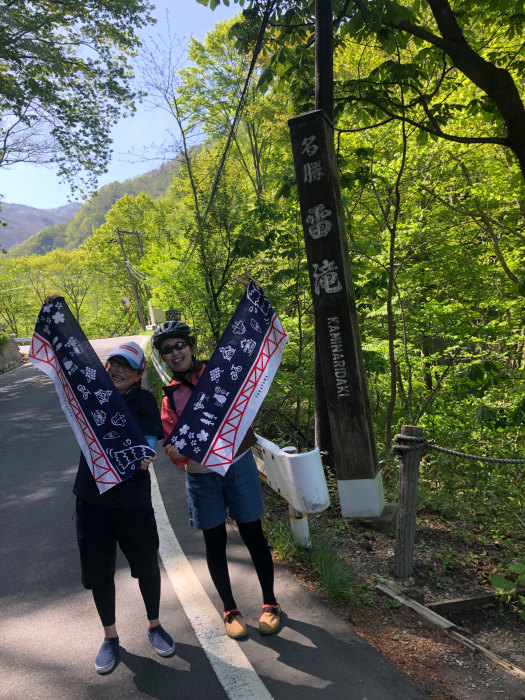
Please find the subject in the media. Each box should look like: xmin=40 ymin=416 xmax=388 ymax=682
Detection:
xmin=403 ymin=0 xmax=525 ymax=178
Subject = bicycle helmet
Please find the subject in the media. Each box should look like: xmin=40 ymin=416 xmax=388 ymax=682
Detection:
xmin=153 ymin=320 xmax=196 ymax=349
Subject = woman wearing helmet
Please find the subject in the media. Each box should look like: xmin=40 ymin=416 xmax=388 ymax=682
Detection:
xmin=156 ymin=272 xmax=280 ymax=639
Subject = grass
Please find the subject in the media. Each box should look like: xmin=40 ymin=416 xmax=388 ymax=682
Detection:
xmin=265 ymin=519 xmax=302 ymax=560
xmin=308 ymin=531 xmax=358 ymax=605
xmin=262 ymin=503 xmax=363 ymax=607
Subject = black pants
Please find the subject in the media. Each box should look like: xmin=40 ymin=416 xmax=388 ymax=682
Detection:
xmin=76 ymin=498 xmax=161 ymax=627
xmin=202 ymin=519 xmax=277 ymax=612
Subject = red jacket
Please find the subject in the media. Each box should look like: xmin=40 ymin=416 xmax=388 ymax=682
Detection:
xmin=161 ymin=365 xmax=206 ymax=467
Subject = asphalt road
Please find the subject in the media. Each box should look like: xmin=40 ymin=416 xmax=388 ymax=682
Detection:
xmin=0 ymin=338 xmax=427 ymax=699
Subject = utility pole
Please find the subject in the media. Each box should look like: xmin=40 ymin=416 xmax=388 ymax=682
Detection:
xmin=111 ymin=228 xmax=146 ymax=330
xmin=315 ymin=0 xmax=333 ymax=120
xmin=287 ymin=1 xmax=386 ymax=517
xmin=121 ymin=296 xmax=133 ymax=334
xmin=313 ymin=0 xmax=334 ymax=461
xmin=117 ymin=227 xmax=152 ymax=300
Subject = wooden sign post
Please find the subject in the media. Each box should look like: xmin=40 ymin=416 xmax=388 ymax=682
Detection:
xmin=288 ymin=109 xmax=385 ymax=517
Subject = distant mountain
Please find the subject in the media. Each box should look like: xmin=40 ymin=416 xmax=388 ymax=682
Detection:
xmin=0 ymin=202 xmax=82 ymax=251
xmin=5 ymin=160 xmax=181 ymax=257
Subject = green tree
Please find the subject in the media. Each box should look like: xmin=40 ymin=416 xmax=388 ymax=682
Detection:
xmin=0 ymin=257 xmax=36 ymax=336
xmin=40 ymin=249 xmax=97 ymax=322
xmin=140 ymin=16 xmax=292 ymax=340
xmin=178 ymin=18 xmax=288 ymax=199
xmin=208 ymin=1 xmax=525 ymax=181
xmin=84 ymin=193 xmax=161 ymax=330
xmin=200 ymin=0 xmax=525 ymax=439
xmin=0 ymin=0 xmax=154 ymax=195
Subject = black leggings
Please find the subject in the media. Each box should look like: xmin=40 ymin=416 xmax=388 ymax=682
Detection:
xmin=92 ymin=569 xmax=161 ymax=628
xmin=202 ymin=519 xmax=276 ymax=612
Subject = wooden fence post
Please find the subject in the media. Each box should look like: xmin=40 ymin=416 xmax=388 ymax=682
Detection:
xmin=393 ymin=425 xmax=424 ymax=579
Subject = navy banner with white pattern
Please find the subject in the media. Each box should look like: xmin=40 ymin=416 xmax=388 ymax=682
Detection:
xmin=29 ymin=298 xmax=155 ymax=493
xmin=164 ymin=282 xmax=288 ymax=475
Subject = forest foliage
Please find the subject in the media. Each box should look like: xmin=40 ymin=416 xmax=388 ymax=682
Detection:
xmin=1 ymin=2 xmax=523 ymax=540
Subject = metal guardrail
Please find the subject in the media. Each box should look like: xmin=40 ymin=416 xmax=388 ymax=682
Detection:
xmin=252 ymin=437 xmax=330 ymax=547
xmin=252 ymin=437 xmax=330 ymax=514
xmin=148 ymin=338 xmax=171 ymax=384
xmin=13 ymin=337 xmax=32 ymax=344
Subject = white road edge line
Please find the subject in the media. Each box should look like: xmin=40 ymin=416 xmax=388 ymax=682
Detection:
xmin=150 ymin=466 xmax=273 ymax=700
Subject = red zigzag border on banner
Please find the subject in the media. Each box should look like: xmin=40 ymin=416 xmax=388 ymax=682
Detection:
xmin=204 ymin=317 xmax=287 ymax=468
xmin=29 ymin=334 xmax=120 ymax=485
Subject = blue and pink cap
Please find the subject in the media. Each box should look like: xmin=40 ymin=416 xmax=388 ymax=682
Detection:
xmin=107 ymin=341 xmax=146 ymax=371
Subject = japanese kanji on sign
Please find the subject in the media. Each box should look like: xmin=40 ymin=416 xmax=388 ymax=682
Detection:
xmin=288 ymin=109 xmax=378 ymax=482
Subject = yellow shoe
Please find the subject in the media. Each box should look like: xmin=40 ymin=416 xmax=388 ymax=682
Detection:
xmin=223 ymin=609 xmax=248 ymax=639
xmin=259 ymin=604 xmax=281 ymax=635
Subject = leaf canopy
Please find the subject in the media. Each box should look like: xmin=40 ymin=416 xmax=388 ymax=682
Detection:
xmin=0 ymin=0 xmax=155 ymax=194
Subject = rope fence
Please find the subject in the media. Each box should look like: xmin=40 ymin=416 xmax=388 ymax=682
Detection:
xmin=393 ymin=433 xmax=525 ymax=464
xmin=392 ymin=425 xmax=523 ymax=580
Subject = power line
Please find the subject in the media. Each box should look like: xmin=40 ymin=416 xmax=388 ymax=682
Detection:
xmin=201 ymin=0 xmax=275 ymax=226
xmin=125 ymin=260 xmax=166 ymax=286
xmin=0 ymin=284 xmax=34 ymax=293
xmin=177 ymin=0 xmax=276 ymax=274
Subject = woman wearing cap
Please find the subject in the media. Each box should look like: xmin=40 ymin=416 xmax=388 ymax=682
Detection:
xmin=155 ymin=272 xmax=280 ymax=640
xmin=73 ymin=340 xmax=175 ymax=674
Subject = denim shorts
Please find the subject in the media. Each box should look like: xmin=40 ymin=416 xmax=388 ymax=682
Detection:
xmin=185 ymin=450 xmax=265 ymax=530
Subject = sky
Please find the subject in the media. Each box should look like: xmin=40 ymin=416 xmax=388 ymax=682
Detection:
xmin=0 ymin=0 xmax=238 ymax=210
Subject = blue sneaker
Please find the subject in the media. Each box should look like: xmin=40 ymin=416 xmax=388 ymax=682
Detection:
xmin=95 ymin=636 xmax=119 ymax=674
xmin=147 ymin=625 xmax=175 ymax=657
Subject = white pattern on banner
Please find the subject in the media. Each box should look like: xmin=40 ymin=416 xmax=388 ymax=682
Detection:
xmin=165 ymin=282 xmax=288 ymax=475
xmin=241 ymin=338 xmax=256 ymax=355
xmin=219 ymin=345 xmax=236 ymax=361
xmin=28 ymin=298 xmax=154 ymax=493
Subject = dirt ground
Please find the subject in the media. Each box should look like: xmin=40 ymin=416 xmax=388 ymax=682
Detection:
xmin=264 ymin=489 xmax=525 ymax=700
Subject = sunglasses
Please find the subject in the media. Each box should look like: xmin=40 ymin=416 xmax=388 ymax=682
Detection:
xmin=108 ymin=358 xmax=137 ymax=373
xmin=160 ymin=340 xmax=189 ymax=355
